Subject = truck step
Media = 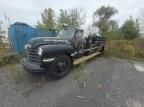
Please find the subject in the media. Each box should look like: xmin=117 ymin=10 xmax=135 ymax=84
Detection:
xmin=73 ymin=52 xmax=101 ymax=65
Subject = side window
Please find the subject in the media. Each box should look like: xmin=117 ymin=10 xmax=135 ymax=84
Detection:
xmin=75 ymin=31 xmax=83 ymax=38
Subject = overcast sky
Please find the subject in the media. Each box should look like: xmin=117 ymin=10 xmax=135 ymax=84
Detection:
xmin=0 ymin=0 xmax=144 ymax=29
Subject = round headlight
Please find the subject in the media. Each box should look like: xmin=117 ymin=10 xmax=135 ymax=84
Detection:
xmin=38 ymin=48 xmax=43 ymax=56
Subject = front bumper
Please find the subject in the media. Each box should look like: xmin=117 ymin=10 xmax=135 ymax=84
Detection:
xmin=21 ymin=58 xmax=46 ymax=73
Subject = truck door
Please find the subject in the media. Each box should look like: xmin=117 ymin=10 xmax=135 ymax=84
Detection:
xmin=73 ymin=30 xmax=86 ymax=53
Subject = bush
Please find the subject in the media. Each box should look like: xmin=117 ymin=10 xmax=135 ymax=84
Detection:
xmin=105 ymin=39 xmax=144 ymax=59
xmin=0 ymin=53 xmax=21 ymax=66
xmin=120 ymin=17 xmax=140 ymax=40
xmin=105 ymin=31 xmax=123 ymax=40
xmin=132 ymin=38 xmax=144 ymax=58
xmin=2 ymin=55 xmax=20 ymax=64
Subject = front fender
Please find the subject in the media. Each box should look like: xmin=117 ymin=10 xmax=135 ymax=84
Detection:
xmin=40 ymin=45 xmax=75 ymax=58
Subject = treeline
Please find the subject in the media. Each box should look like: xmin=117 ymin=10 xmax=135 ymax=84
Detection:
xmin=37 ymin=5 xmax=141 ymax=40
xmin=37 ymin=8 xmax=85 ymax=29
xmin=0 ymin=22 xmax=6 ymax=48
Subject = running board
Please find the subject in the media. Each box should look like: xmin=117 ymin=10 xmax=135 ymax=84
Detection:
xmin=73 ymin=52 xmax=101 ymax=65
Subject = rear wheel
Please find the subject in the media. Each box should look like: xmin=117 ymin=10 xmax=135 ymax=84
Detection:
xmin=49 ymin=55 xmax=72 ymax=79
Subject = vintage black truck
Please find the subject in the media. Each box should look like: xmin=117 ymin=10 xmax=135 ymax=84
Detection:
xmin=21 ymin=27 xmax=105 ymax=79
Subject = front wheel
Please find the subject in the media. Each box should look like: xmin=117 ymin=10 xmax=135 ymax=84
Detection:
xmin=49 ymin=55 xmax=72 ymax=79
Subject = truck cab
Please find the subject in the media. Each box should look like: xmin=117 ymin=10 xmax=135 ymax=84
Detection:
xmin=58 ymin=27 xmax=86 ymax=52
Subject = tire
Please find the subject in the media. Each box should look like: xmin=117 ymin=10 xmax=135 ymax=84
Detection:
xmin=49 ymin=55 xmax=72 ymax=79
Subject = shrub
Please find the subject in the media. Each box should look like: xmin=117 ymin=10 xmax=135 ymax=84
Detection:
xmin=0 ymin=54 xmax=21 ymax=66
xmin=120 ymin=17 xmax=140 ymax=40
xmin=105 ymin=39 xmax=144 ymax=59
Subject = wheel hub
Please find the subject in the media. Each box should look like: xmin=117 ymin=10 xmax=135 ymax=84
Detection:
xmin=57 ymin=61 xmax=67 ymax=73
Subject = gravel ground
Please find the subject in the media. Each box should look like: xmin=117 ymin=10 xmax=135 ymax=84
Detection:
xmin=0 ymin=57 xmax=144 ymax=107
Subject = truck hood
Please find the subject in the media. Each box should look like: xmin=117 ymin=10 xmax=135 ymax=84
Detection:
xmin=28 ymin=36 xmax=71 ymax=48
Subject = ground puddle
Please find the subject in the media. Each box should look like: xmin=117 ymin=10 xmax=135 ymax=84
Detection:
xmin=134 ymin=63 xmax=144 ymax=72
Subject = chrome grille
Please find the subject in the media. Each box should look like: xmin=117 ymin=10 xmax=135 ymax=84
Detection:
xmin=26 ymin=48 xmax=41 ymax=64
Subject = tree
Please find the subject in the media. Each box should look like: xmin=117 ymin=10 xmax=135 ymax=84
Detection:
xmin=120 ymin=17 xmax=140 ymax=39
xmin=93 ymin=5 xmax=118 ymax=36
xmin=58 ymin=9 xmax=71 ymax=28
xmin=37 ymin=8 xmax=56 ymax=30
xmin=87 ymin=25 xmax=99 ymax=36
xmin=0 ymin=21 xmax=5 ymax=48
xmin=58 ymin=8 xmax=86 ymax=28
xmin=109 ymin=20 xmax=118 ymax=32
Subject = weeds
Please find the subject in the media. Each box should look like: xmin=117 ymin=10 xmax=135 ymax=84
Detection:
xmin=73 ymin=63 xmax=88 ymax=88
xmin=73 ymin=63 xmax=86 ymax=80
xmin=2 ymin=55 xmax=20 ymax=64
xmin=21 ymin=88 xmax=32 ymax=97
xmin=105 ymin=39 xmax=144 ymax=60
xmin=0 ymin=48 xmax=8 ymax=66
xmin=7 ymin=64 xmax=22 ymax=84
xmin=0 ymin=47 xmax=21 ymax=66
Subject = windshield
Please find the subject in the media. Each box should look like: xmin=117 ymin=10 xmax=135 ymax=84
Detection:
xmin=58 ymin=28 xmax=75 ymax=37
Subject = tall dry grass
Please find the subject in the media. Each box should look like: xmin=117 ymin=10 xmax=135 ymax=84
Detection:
xmin=0 ymin=48 xmax=20 ymax=66
xmin=0 ymin=48 xmax=8 ymax=66
xmin=105 ymin=38 xmax=144 ymax=60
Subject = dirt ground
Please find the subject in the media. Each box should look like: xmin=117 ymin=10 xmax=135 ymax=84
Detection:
xmin=0 ymin=57 xmax=144 ymax=107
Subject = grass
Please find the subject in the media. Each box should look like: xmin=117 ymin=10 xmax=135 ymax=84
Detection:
xmin=0 ymin=48 xmax=21 ymax=67
xmin=7 ymin=64 xmax=22 ymax=84
xmin=0 ymin=48 xmax=9 ymax=66
xmin=73 ymin=63 xmax=88 ymax=88
xmin=0 ymin=47 xmax=22 ymax=84
xmin=105 ymin=38 xmax=144 ymax=60
xmin=21 ymin=88 xmax=32 ymax=97
xmin=73 ymin=63 xmax=86 ymax=80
